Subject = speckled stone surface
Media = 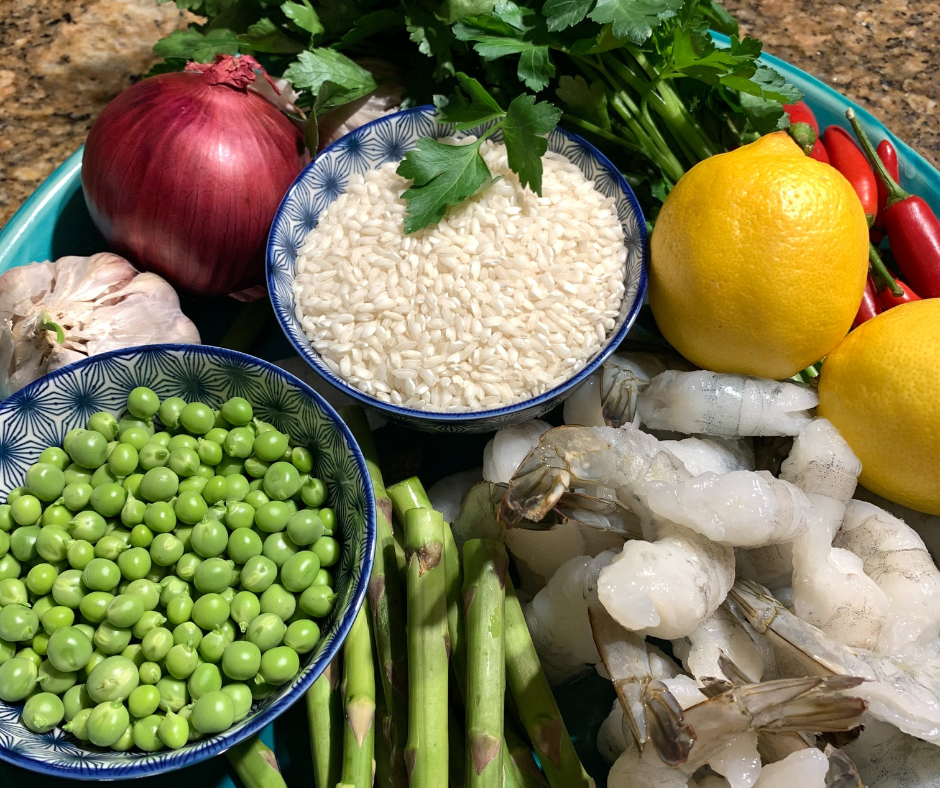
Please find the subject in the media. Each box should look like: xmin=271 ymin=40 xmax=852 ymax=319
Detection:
xmin=1 ymin=0 xmax=938 ymax=227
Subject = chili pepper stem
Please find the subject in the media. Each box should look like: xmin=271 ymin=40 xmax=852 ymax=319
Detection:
xmin=846 ymin=110 xmax=911 ymax=207
xmin=869 ymin=243 xmax=904 ymax=296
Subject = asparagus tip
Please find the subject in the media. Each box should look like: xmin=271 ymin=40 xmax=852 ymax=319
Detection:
xmin=469 ymin=732 xmax=501 ymax=776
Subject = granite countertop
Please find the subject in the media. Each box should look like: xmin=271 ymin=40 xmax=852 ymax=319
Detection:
xmin=1 ymin=0 xmax=938 ymax=228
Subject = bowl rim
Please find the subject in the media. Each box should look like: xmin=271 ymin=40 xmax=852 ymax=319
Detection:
xmin=0 ymin=343 xmax=376 ymax=780
xmin=266 ymin=104 xmax=649 ymax=423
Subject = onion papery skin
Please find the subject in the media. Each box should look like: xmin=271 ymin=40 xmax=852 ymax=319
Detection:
xmin=82 ymin=71 xmax=305 ymax=298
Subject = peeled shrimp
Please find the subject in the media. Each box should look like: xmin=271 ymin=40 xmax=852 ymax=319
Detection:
xmin=730 ymin=578 xmax=940 ymax=745
xmin=710 ymin=731 xmax=762 ymax=788
xmin=636 ymin=371 xmax=817 ymax=437
xmin=853 ymin=486 xmax=940 ymax=563
xmin=524 ymin=553 xmax=616 ymax=684
xmin=791 ymin=495 xmax=890 ymax=651
xmin=659 ymin=436 xmax=756 ymax=476
xmin=843 ymin=717 xmax=940 ymax=788
xmin=643 ymin=471 xmax=812 ymax=548
xmin=482 ymin=420 xmax=552 ymax=484
xmin=752 ymin=749 xmax=829 ymax=788
xmin=779 ymin=419 xmax=862 ymax=505
xmin=673 ymin=605 xmax=765 ymax=685
xmin=836 ymin=501 xmax=940 ymax=658
xmin=736 ymin=544 xmax=793 ymax=591
xmin=608 ymin=745 xmax=692 ymax=788
xmin=564 ymin=352 xmax=669 ymax=429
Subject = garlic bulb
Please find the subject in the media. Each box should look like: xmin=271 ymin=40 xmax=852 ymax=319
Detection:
xmin=0 ymin=253 xmax=200 ymax=398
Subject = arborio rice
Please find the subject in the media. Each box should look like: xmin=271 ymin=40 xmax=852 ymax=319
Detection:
xmin=292 ymin=140 xmax=627 ymax=412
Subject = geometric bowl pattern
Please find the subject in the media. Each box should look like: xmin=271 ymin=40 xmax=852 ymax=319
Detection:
xmin=267 ymin=105 xmax=649 ymax=433
xmin=0 ymin=344 xmax=375 ymax=779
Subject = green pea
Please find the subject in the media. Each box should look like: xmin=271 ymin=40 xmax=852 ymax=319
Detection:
xmin=22 ymin=691 xmax=66 ymax=733
xmin=246 ymin=613 xmax=286 ymax=653
xmin=139 ymin=661 xmax=161 ymax=685
xmin=188 ymin=521 xmax=226 ymax=561
xmin=138 ymin=443 xmax=170 ymax=471
xmin=240 ymin=555 xmax=277 ymax=594
xmin=0 ymin=639 xmax=14 ymax=666
xmin=82 ymin=557 xmax=120 ymax=592
xmin=201 ymin=477 xmax=227 ymax=505
xmin=243 ymin=456 xmax=270 ymax=479
xmin=300 ymin=585 xmax=337 ymax=619
xmin=198 ymin=629 xmax=228 ymax=664
xmin=94 ymin=532 xmax=130 ymax=561
xmin=0 ymin=553 xmax=21 ymax=581
xmin=62 ymin=465 xmax=92 ymax=488
xmin=286 ymin=510 xmax=324 ymax=547
xmin=187 ymin=661 xmax=222 ymax=701
xmin=158 ymin=397 xmax=187 ymax=431
xmin=0 ymin=530 xmax=8 ymax=558
xmin=73 ymin=624 xmax=96 ymax=642
xmin=89 ymin=483 xmax=127 ymax=518
xmin=41 ymin=605 xmax=74 ymax=634
xmin=86 ymin=412 xmax=119 ymax=441
xmin=167 ymin=594 xmax=194 ymax=626
xmin=127 ymin=386 xmax=160 ymax=419
xmin=26 ymin=562 xmax=58 ymax=596
xmin=194 ymin=558 xmax=234 ymax=595
xmin=121 ymin=495 xmax=147 ymax=527
xmin=0 ymin=604 xmax=39 ymax=641
xmin=260 ymin=584 xmax=297 ymax=622
xmin=192 ymin=593 xmax=231 ymax=632
xmin=31 ymin=631 xmax=50 ymax=656
xmin=0 ymin=657 xmax=37 ymax=701
xmin=177 ymin=401 xmax=213 ymax=435
xmin=25 ymin=462 xmax=66 ymax=503
xmin=104 ymin=594 xmax=144 ymax=629
xmin=11 ymin=496 xmax=41 ymax=528
xmin=221 ymin=640 xmax=261 ymax=681
xmin=179 ymin=476 xmax=209 ymax=497
xmin=83 ymin=649 xmax=107 ymax=678
xmin=262 ymin=462 xmax=301 ymax=502
xmin=47 ymin=622 xmax=96 ymax=672
xmin=144 ymin=500 xmax=177 ymax=534
xmin=167 ymin=448 xmax=199 ymax=479
xmin=312 ymin=537 xmax=340 ymax=568
xmin=188 ymin=689 xmax=234 ymax=734
xmin=222 ymin=531 xmax=259 ymax=568
xmin=39 ymin=446 xmax=70 ymax=471
xmin=139 ymin=467 xmax=179 ymax=503
xmin=68 ymin=510 xmax=107 ymax=542
xmin=117 ymin=426 xmax=149 ymax=452
xmin=128 ymin=683 xmax=161 ymax=718
xmin=284 ymin=618 xmax=320 ymax=654
xmin=165 ymin=642 xmax=198 ymax=680
xmin=63 ymin=706 xmax=93 ymax=740
xmin=250 ymin=431 xmax=287 ymax=464
xmin=318 ymin=507 xmax=336 ymax=534
xmin=62 ymin=483 xmax=92 ymax=514
xmin=77 ymin=592 xmax=110 ymax=625
xmin=0 ymin=504 xmax=12 ymax=533
xmin=65 ymin=540 xmax=93 ymax=572
xmin=244 ymin=490 xmax=269 ymax=510
xmin=94 ymin=621 xmax=132 ymax=655
xmin=69 ymin=431 xmax=109 ymax=470
xmin=87 ymin=699 xmax=130 ymax=747
xmin=107 ymin=443 xmax=139 ymax=478
xmin=223 ymin=501 xmax=254 ymax=531
xmin=157 ymin=710 xmax=189 ymax=750
xmin=195 ymin=439 xmax=222 ymax=467
xmin=218 ymin=684 xmax=251 ymax=724
xmin=253 ymin=500 xmax=289 ymax=533
xmin=0 ymin=577 xmax=27 ymax=606
xmin=118 ymin=414 xmax=154 ymax=437
xmin=223 ymin=427 xmax=255 ymax=460
xmin=142 ymin=623 xmax=175 ymax=659
xmin=5 ymin=486 xmax=26 ymax=504
xmin=300 ymin=477 xmax=328 ymax=509
xmin=159 ymin=575 xmax=189 ymax=606
xmin=133 ymin=714 xmax=165 ymax=752
xmin=174 ymin=491 xmax=207 ymax=525
xmin=16 ymin=646 xmax=43 ymax=668
xmin=176 ymin=552 xmax=203 ymax=583
xmin=130 ymin=523 xmax=154 ymax=548
xmin=123 ymin=473 xmax=144 ymax=497
xmin=144 ymin=564 xmax=168 ymax=583
xmin=216 ymin=456 xmax=245 ymax=477
xmin=131 ymin=611 xmax=167 ymax=642
xmin=281 ymin=550 xmax=321 ymax=593
xmin=263 ymin=532 xmax=299 ymax=568
xmin=150 ymin=532 xmax=184 ymax=566
xmin=198 ymin=463 xmax=216 ymax=480
xmin=230 ymin=591 xmax=261 ymax=633
xmin=150 ymin=431 xmax=172 ymax=448
xmin=37 ymin=658 xmax=77 ymax=694
xmin=259 ymin=645 xmax=299 ymax=686
xmin=218 ymin=397 xmax=251 ymax=427
xmin=156 ymin=676 xmax=189 ymax=713
xmin=117 ymin=546 xmax=152 ymax=581
xmin=63 ymin=683 xmax=94 ymax=721
xmin=173 ymin=621 xmax=204 ymax=648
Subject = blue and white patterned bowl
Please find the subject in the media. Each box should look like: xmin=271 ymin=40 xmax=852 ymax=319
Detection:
xmin=0 ymin=344 xmax=375 ymax=780
xmin=266 ymin=105 xmax=648 ymax=433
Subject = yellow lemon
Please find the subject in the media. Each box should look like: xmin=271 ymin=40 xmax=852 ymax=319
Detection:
xmin=650 ymin=131 xmax=869 ymax=379
xmin=818 ymin=299 xmax=940 ymax=515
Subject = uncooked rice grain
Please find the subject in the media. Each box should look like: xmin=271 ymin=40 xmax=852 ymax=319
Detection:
xmin=292 ymin=139 xmax=627 ymax=413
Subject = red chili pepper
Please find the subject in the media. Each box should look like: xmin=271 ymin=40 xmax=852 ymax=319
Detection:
xmin=809 ymin=138 xmax=830 ymax=164
xmin=848 ymin=109 xmax=940 ymax=299
xmin=784 ymin=102 xmax=819 ymax=135
xmin=878 ymin=278 xmax=921 ymax=309
xmin=874 ymin=139 xmax=899 ymax=227
xmin=822 ymin=125 xmax=879 ymax=225
xmin=853 ymin=276 xmax=882 ymax=327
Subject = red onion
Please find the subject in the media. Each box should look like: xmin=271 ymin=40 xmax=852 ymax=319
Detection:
xmin=82 ymin=55 xmax=305 ymax=298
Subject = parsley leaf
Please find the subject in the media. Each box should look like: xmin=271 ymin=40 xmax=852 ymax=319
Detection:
xmin=334 ymin=9 xmax=405 ymax=49
xmin=283 ymin=48 xmax=378 ymax=95
xmin=502 ymin=93 xmax=562 ymax=192
xmin=517 ymin=46 xmax=555 ymax=91
xmin=555 ymin=75 xmax=610 ymax=130
xmin=281 ymin=0 xmax=324 ymax=36
xmin=542 ymin=0 xmax=594 ymax=32
xmin=438 ymin=73 xmax=506 ymax=129
xmin=397 ymin=138 xmax=493 ymax=233
xmin=437 ymin=0 xmax=498 ymax=25
xmin=152 ymin=28 xmax=242 ymax=62
xmin=587 ymin=0 xmax=683 ymax=45
xmin=239 ymin=18 xmax=306 ymax=53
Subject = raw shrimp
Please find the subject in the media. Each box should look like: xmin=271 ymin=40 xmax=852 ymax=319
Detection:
xmin=524 ymin=553 xmax=616 ymax=684
xmin=791 ymin=495 xmax=890 ymax=651
xmin=673 ymin=605 xmax=765 ymax=685
xmin=736 ymin=544 xmax=793 ymax=591
xmin=500 ymin=423 xmax=687 ymax=524
xmin=730 ymin=578 xmax=940 ymax=745
xmin=779 ymin=419 xmax=862 ymax=505
xmin=607 ymin=745 xmax=692 ymax=788
xmin=752 ymin=749 xmax=829 ymax=788
xmin=853 ymin=487 xmax=940 ymax=563
xmin=659 ymin=436 xmax=756 ymax=477
xmin=710 ymin=731 xmax=762 ymax=788
xmin=643 ymin=471 xmax=812 ymax=548
xmin=564 ymin=353 xmax=668 ymax=428
xmin=836 ymin=501 xmax=940 ymax=658
xmin=482 ymin=420 xmax=552 ymax=484
xmin=843 ymin=717 xmax=940 ymax=788
xmin=636 ymin=371 xmax=817 ymax=437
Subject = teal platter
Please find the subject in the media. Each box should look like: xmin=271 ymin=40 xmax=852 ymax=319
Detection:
xmin=2 ymin=41 xmax=940 ymax=788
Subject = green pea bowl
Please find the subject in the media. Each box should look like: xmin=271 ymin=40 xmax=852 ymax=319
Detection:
xmin=0 ymin=344 xmax=376 ymax=779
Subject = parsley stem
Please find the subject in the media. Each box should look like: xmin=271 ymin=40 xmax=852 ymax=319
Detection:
xmin=561 ymin=114 xmax=643 ymax=154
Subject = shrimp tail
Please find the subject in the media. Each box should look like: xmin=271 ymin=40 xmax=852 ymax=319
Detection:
xmin=823 ymin=744 xmax=865 ymax=788
xmin=644 ymin=679 xmax=695 ymax=766
xmin=552 ymin=493 xmax=643 ymax=538
xmin=499 ymin=445 xmax=572 ymax=526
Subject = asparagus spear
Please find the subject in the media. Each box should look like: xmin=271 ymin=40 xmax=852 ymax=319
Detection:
xmin=306 ymin=657 xmax=343 ymax=788
xmin=505 ymin=578 xmax=595 ymax=788
xmin=226 ymin=735 xmax=288 ymax=788
xmin=404 ymin=506 xmax=450 ymax=787
xmin=341 ymin=405 xmax=409 ymax=787
xmin=338 ymin=605 xmax=376 ymax=788
xmin=505 ymin=718 xmax=551 ymax=788
xmin=463 ymin=539 xmax=508 ymax=788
